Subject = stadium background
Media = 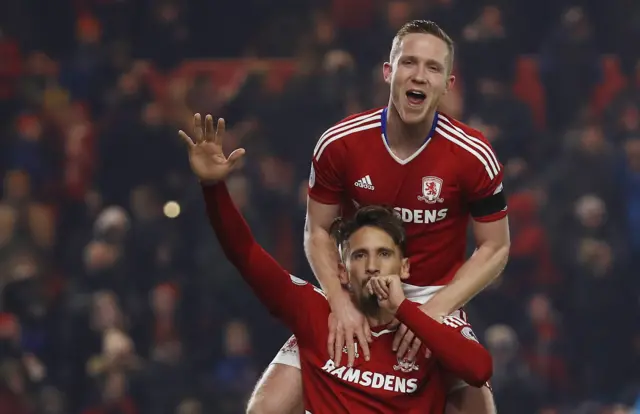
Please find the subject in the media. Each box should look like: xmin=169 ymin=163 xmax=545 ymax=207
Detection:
xmin=0 ymin=0 xmax=639 ymax=413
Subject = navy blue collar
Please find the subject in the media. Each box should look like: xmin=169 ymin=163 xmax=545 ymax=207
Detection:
xmin=381 ymin=107 xmax=439 ymax=146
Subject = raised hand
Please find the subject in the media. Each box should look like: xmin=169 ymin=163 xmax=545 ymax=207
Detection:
xmin=178 ymin=113 xmax=246 ymax=183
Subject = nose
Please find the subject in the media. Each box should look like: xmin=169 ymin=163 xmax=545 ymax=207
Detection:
xmin=365 ymin=256 xmax=380 ymax=276
xmin=412 ymin=65 xmax=428 ymax=85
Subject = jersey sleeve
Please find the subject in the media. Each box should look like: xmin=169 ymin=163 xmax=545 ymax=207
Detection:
xmin=202 ymin=182 xmax=326 ymax=341
xmin=308 ymin=127 xmax=347 ymax=205
xmin=395 ymin=300 xmax=492 ymax=387
xmin=458 ymin=131 xmax=507 ymax=222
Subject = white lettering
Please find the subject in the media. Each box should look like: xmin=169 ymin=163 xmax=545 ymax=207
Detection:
xmin=424 ymin=209 xmax=437 ymax=223
xmin=393 ymin=207 xmax=449 ymax=224
xmin=343 ymin=368 xmax=360 ymax=382
xmin=360 ymin=371 xmax=372 ymax=387
xmin=372 ymin=373 xmax=385 ymax=389
xmin=383 ymin=375 xmax=395 ymax=391
xmin=332 ymin=366 xmax=347 ymax=378
xmin=320 ymin=360 xmax=420 ymax=395
xmin=322 ymin=360 xmax=335 ymax=372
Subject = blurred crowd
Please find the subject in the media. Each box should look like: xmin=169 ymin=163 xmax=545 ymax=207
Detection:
xmin=1 ymin=0 xmax=639 ymax=413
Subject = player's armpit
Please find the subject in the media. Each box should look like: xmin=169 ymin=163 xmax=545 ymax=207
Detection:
xmin=395 ymin=300 xmax=492 ymax=387
xmin=202 ymin=182 xmax=324 ymax=335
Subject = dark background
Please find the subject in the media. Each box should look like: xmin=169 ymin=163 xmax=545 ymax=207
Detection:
xmin=0 ymin=0 xmax=639 ymax=413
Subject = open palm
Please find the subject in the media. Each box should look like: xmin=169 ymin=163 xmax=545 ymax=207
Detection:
xmin=178 ymin=113 xmax=246 ymax=183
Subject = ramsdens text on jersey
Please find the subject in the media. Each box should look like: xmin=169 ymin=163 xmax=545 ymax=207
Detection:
xmin=322 ymin=360 xmax=419 ymax=394
xmin=394 ymin=207 xmax=448 ymax=224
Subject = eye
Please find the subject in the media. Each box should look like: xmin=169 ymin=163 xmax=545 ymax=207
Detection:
xmin=353 ymin=252 xmax=365 ymax=260
xmin=379 ymin=250 xmax=391 ymax=257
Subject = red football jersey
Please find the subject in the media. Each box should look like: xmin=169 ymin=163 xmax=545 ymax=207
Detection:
xmin=203 ymin=183 xmax=493 ymax=414
xmin=309 ymin=107 xmax=507 ymax=287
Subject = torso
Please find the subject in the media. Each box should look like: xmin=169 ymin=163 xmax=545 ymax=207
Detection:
xmin=337 ymin=108 xmax=480 ymax=287
xmin=298 ymin=305 xmax=448 ymax=414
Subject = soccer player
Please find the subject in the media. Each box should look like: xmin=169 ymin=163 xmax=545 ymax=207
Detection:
xmin=252 ymin=20 xmax=510 ymax=414
xmin=178 ymin=113 xmax=493 ymax=413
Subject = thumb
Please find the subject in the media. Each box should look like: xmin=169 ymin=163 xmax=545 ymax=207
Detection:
xmin=227 ymin=148 xmax=246 ymax=166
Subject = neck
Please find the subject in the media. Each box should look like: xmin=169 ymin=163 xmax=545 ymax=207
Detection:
xmin=356 ymin=295 xmax=396 ymax=327
xmin=386 ymin=103 xmax=437 ymax=148
xmin=366 ymin=312 xmax=396 ymax=328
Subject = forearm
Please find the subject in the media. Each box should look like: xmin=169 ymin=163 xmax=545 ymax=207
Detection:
xmin=396 ymin=300 xmax=492 ymax=387
xmin=425 ymin=243 xmax=509 ymax=315
xmin=303 ymin=226 xmax=348 ymax=303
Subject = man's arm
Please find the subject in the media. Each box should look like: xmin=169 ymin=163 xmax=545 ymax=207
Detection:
xmin=203 ymin=182 xmax=322 ymax=332
xmin=396 ymin=300 xmax=493 ymax=387
xmin=424 ymin=217 xmax=510 ymax=316
xmin=422 ymin=124 xmax=510 ymax=317
xmin=304 ymin=199 xmax=346 ymax=303
xmin=307 ymin=130 xmax=372 ymax=365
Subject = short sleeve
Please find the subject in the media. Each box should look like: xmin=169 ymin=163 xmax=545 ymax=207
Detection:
xmin=308 ymin=132 xmax=346 ymax=205
xmin=458 ymin=132 xmax=507 ymax=222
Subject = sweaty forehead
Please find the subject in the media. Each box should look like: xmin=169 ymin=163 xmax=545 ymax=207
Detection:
xmin=396 ymin=33 xmax=449 ymax=62
xmin=348 ymin=226 xmax=397 ymax=250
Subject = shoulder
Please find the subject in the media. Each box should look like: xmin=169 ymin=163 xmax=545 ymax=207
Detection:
xmin=435 ymin=113 xmax=501 ymax=179
xmin=313 ymin=107 xmax=384 ymax=161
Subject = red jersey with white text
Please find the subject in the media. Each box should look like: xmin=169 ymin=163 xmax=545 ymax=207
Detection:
xmin=309 ymin=107 xmax=507 ymax=287
xmin=202 ymin=183 xmax=492 ymax=414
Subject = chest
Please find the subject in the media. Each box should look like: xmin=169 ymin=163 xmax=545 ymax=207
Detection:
xmin=305 ymin=335 xmax=439 ymax=397
xmin=343 ymin=138 xmax=465 ymax=218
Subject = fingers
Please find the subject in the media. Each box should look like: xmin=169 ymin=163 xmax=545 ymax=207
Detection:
xmin=372 ymin=278 xmax=388 ymax=300
xmin=177 ymin=130 xmax=194 ymax=147
xmin=406 ymin=337 xmax=422 ymax=361
xmin=333 ymin=325 xmax=344 ymax=367
xmin=214 ymin=117 xmax=226 ymax=145
xmin=396 ymin=330 xmax=415 ymax=360
xmin=204 ymin=114 xmax=215 ymax=142
xmin=354 ymin=327 xmax=371 ymax=362
xmin=363 ymin=319 xmax=372 ymax=343
xmin=392 ymin=324 xmax=408 ymax=352
xmin=227 ymin=148 xmax=246 ymax=167
xmin=327 ymin=315 xmax=336 ymax=359
xmin=193 ymin=113 xmax=204 ymax=143
xmin=345 ymin=334 xmax=356 ymax=367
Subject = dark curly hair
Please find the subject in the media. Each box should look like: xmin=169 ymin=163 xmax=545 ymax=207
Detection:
xmin=329 ymin=205 xmax=407 ymax=262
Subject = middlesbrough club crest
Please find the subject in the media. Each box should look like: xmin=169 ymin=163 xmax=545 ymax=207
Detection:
xmin=393 ymin=356 xmax=419 ymax=373
xmin=417 ymin=176 xmax=444 ymax=204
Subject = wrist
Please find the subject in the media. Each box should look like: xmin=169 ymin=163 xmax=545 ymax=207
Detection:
xmin=327 ymin=287 xmax=350 ymax=309
xmin=419 ymin=301 xmax=448 ymax=320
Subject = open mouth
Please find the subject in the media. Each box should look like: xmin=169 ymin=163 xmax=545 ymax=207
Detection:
xmin=406 ymin=90 xmax=426 ymax=105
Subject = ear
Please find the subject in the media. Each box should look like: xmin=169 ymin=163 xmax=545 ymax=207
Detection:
xmin=383 ymin=62 xmax=392 ymax=85
xmin=444 ymin=74 xmax=456 ymax=94
xmin=338 ymin=262 xmax=350 ymax=286
xmin=399 ymin=258 xmax=410 ymax=280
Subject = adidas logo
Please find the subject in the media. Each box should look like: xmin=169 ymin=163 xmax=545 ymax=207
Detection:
xmin=354 ymin=175 xmax=375 ymax=190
